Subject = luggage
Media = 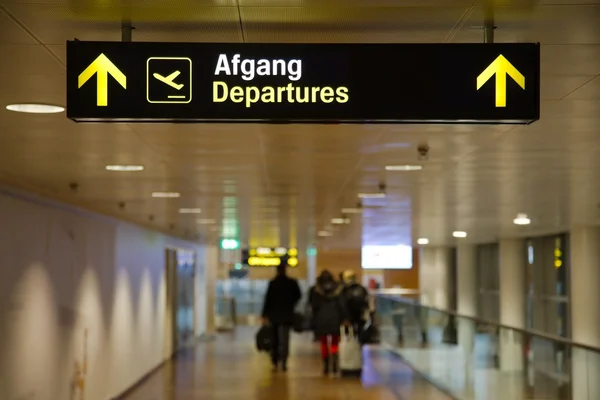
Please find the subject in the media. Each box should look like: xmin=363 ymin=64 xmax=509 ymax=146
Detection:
xmin=255 ymin=325 xmax=272 ymax=352
xmin=338 ymin=326 xmax=362 ymax=377
xmin=359 ymin=322 xmax=380 ymax=345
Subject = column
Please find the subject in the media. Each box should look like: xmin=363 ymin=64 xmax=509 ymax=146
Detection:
xmin=419 ymin=246 xmax=453 ymax=309
xmin=204 ymin=245 xmax=219 ymax=334
xmin=569 ymin=227 xmax=600 ymax=400
xmin=306 ymin=248 xmax=317 ymax=285
xmin=457 ymin=244 xmax=477 ymax=361
xmin=498 ymin=238 xmax=526 ymax=371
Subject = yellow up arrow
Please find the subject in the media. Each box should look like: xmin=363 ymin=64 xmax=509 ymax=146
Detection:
xmin=78 ymin=53 xmax=126 ymax=107
xmin=476 ymin=54 xmax=525 ymax=107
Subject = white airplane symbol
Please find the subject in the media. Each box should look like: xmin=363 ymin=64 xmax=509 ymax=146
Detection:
xmin=153 ymin=71 xmax=184 ymax=90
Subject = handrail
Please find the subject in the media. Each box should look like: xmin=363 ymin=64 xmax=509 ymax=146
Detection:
xmin=376 ymin=293 xmax=600 ymax=354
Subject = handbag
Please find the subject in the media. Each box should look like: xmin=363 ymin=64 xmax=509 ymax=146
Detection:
xmin=255 ymin=325 xmax=272 ymax=352
xmin=292 ymin=312 xmax=305 ymax=333
xmin=338 ymin=326 xmax=362 ymax=374
xmin=359 ymin=322 xmax=380 ymax=345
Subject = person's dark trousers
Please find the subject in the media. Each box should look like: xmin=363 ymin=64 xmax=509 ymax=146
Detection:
xmin=270 ymin=324 xmax=291 ymax=370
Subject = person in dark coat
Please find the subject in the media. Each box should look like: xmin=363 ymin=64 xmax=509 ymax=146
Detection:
xmin=340 ymin=270 xmax=370 ymax=338
xmin=309 ymin=270 xmax=347 ymax=375
xmin=261 ymin=263 xmax=302 ymax=372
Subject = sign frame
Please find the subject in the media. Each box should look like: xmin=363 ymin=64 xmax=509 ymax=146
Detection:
xmin=67 ymin=41 xmax=541 ymax=125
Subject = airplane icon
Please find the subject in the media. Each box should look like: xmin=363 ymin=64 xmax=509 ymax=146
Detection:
xmin=153 ymin=71 xmax=184 ymax=90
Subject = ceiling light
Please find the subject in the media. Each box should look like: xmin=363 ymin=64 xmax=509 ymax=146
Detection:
xmin=341 ymin=208 xmax=362 ymax=214
xmin=331 ymin=218 xmax=350 ymax=224
xmin=6 ymin=103 xmax=64 ymax=114
xmin=385 ymin=165 xmax=423 ymax=171
xmin=513 ymin=213 xmax=531 ymax=225
xmin=151 ymin=192 xmax=180 ymax=198
xmin=105 ymin=165 xmax=144 ymax=172
xmin=318 ymin=231 xmax=333 ymax=237
xmin=358 ymin=193 xmax=386 ymax=199
xmin=453 ymin=231 xmax=467 ymax=238
xmin=179 ymin=208 xmax=202 ymax=214
xmin=417 ymin=238 xmax=429 ymax=245
xmin=197 ymin=218 xmax=216 ymax=224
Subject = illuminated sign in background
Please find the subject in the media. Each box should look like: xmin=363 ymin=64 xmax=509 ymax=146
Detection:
xmin=67 ymin=41 xmax=540 ymax=124
xmin=241 ymin=247 xmax=299 ymax=267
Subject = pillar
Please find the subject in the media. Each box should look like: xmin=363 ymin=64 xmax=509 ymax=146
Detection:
xmin=419 ymin=246 xmax=453 ymax=309
xmin=306 ymin=248 xmax=317 ymax=285
xmin=569 ymin=227 xmax=600 ymax=400
xmin=498 ymin=238 xmax=526 ymax=371
xmin=457 ymin=244 xmax=477 ymax=360
xmin=204 ymin=245 xmax=219 ymax=333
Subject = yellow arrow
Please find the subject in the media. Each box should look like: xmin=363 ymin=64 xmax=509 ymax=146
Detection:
xmin=476 ymin=54 xmax=525 ymax=107
xmin=78 ymin=53 xmax=126 ymax=106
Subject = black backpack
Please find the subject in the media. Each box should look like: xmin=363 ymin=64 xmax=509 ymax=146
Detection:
xmin=345 ymin=283 xmax=368 ymax=316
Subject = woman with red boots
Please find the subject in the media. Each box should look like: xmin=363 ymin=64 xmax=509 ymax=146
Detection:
xmin=309 ymin=270 xmax=348 ymax=376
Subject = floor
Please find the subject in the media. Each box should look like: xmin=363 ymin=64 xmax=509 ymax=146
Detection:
xmin=121 ymin=328 xmax=452 ymax=400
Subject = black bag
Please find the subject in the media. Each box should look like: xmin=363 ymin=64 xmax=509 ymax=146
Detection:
xmin=292 ymin=312 xmax=306 ymax=333
xmin=359 ymin=323 xmax=380 ymax=345
xmin=255 ymin=325 xmax=272 ymax=352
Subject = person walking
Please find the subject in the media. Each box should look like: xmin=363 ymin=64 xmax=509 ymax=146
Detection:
xmin=340 ymin=270 xmax=371 ymax=339
xmin=261 ymin=263 xmax=302 ymax=372
xmin=309 ymin=270 xmax=347 ymax=376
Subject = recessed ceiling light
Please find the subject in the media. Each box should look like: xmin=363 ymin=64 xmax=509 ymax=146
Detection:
xmin=6 ymin=103 xmax=64 ymax=114
xmin=341 ymin=208 xmax=362 ymax=214
xmin=318 ymin=231 xmax=333 ymax=237
xmin=385 ymin=165 xmax=423 ymax=171
xmin=417 ymin=238 xmax=429 ymax=245
xmin=179 ymin=208 xmax=202 ymax=214
xmin=358 ymin=193 xmax=386 ymax=199
xmin=331 ymin=218 xmax=350 ymax=224
xmin=152 ymin=192 xmax=180 ymax=198
xmin=513 ymin=213 xmax=531 ymax=225
xmin=105 ymin=165 xmax=144 ymax=172
xmin=453 ymin=231 xmax=467 ymax=238
xmin=197 ymin=218 xmax=216 ymax=224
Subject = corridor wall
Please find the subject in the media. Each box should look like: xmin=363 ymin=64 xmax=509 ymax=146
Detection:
xmin=0 ymin=188 xmax=204 ymax=400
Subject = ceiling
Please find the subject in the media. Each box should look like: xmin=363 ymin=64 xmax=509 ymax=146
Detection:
xmin=0 ymin=0 xmax=598 ymax=252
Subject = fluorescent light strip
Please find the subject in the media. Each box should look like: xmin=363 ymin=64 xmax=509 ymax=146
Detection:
xmin=385 ymin=165 xmax=423 ymax=171
xmin=318 ymin=231 xmax=333 ymax=237
xmin=106 ymin=165 xmax=144 ymax=171
xmin=358 ymin=193 xmax=386 ymax=199
xmin=152 ymin=192 xmax=180 ymax=198
xmin=179 ymin=208 xmax=202 ymax=214
xmin=331 ymin=218 xmax=350 ymax=224
xmin=417 ymin=238 xmax=429 ymax=245
xmin=452 ymin=231 xmax=467 ymax=238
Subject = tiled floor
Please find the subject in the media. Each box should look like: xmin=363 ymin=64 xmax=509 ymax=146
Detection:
xmin=121 ymin=328 xmax=452 ymax=400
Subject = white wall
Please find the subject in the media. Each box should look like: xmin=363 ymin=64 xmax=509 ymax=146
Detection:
xmin=419 ymin=246 xmax=453 ymax=309
xmin=0 ymin=188 xmax=205 ymax=400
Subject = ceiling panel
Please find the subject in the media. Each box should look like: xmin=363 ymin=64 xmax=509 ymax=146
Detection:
xmin=0 ymin=1 xmax=599 ymax=248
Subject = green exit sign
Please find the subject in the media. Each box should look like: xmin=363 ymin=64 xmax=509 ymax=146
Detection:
xmin=220 ymin=238 xmax=240 ymax=250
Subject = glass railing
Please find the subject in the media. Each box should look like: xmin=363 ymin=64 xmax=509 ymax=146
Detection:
xmin=375 ymin=295 xmax=600 ymax=400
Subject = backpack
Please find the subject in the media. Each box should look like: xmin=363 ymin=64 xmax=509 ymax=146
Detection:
xmin=345 ymin=283 xmax=368 ymax=317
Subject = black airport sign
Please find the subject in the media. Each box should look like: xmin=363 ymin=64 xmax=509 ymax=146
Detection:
xmin=67 ymin=41 xmax=540 ymax=124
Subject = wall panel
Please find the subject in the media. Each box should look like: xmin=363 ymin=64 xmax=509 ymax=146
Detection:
xmin=0 ymin=188 xmax=204 ymax=400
